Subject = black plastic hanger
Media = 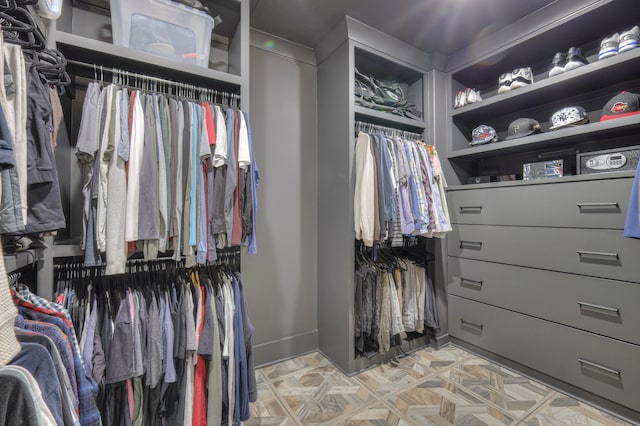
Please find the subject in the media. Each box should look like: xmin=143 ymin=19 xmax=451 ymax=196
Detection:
xmin=0 ymin=0 xmax=16 ymax=12
xmin=1 ymin=7 xmax=45 ymax=51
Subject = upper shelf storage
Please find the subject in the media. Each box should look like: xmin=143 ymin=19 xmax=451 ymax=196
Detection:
xmin=57 ymin=0 xmax=245 ymax=88
xmin=444 ymin=0 xmax=640 ymax=186
xmin=449 ymin=0 xmax=640 ymax=93
xmin=449 ymin=46 xmax=640 ymax=154
xmin=353 ymin=44 xmax=426 ymax=131
xmin=57 ymin=31 xmax=242 ymax=90
xmin=452 ymin=48 xmax=640 ymax=122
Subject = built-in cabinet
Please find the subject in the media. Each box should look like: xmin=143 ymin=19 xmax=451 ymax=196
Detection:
xmin=444 ymin=0 xmax=640 ymax=422
xmin=316 ymin=17 xmax=451 ymax=375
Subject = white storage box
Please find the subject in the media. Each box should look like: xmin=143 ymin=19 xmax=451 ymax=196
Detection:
xmin=110 ymin=0 xmax=214 ymax=67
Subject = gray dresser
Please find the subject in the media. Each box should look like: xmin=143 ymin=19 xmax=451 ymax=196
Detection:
xmin=447 ymin=174 xmax=640 ymax=416
xmin=441 ymin=1 xmax=640 ymax=420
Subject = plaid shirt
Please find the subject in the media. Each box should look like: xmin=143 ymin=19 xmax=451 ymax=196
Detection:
xmin=14 ymin=286 xmax=102 ymax=426
xmin=13 ymin=285 xmax=83 ymax=362
xmin=15 ymin=314 xmax=79 ymax=407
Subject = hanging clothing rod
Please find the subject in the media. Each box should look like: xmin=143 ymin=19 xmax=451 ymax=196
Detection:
xmin=355 ymin=119 xmax=423 ymax=140
xmin=65 ymin=59 xmax=241 ymax=99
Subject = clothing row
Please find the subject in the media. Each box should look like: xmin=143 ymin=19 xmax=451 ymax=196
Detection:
xmin=76 ymin=81 xmax=260 ymax=275
xmin=0 ymin=30 xmax=66 ymax=237
xmin=354 ymin=246 xmax=439 ymax=358
xmin=354 ymin=131 xmax=452 ymax=247
xmin=10 ymin=282 xmax=101 ymax=426
xmin=53 ymin=258 xmax=256 ymax=426
xmin=0 ymin=243 xmax=71 ymax=426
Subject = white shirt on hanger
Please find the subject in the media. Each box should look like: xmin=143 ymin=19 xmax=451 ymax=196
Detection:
xmin=237 ymin=111 xmax=251 ymax=169
xmin=105 ymin=89 xmax=128 ymax=275
xmin=213 ymin=105 xmax=228 ymax=167
xmin=125 ymin=91 xmax=145 ymax=242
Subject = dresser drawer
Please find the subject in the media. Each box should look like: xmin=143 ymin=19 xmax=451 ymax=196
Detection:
xmin=448 ymin=258 xmax=640 ymax=345
xmin=448 ymin=178 xmax=632 ymax=228
xmin=449 ymin=295 xmax=640 ymax=412
xmin=448 ymin=224 xmax=640 ymax=282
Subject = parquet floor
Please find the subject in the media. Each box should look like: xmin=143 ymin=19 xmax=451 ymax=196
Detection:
xmin=247 ymin=345 xmax=633 ymax=425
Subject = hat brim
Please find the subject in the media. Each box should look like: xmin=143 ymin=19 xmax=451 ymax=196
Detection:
xmin=600 ymin=110 xmax=640 ymax=121
xmin=505 ymin=129 xmax=540 ymax=140
xmin=470 ymin=137 xmax=497 ymax=146
xmin=549 ymin=118 xmax=589 ymax=130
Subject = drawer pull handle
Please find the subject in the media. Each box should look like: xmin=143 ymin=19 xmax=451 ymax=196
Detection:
xmin=460 ymin=277 xmax=483 ymax=288
xmin=459 ymin=206 xmax=483 ymax=213
xmin=460 ymin=319 xmax=483 ymax=331
xmin=460 ymin=240 xmax=483 ymax=249
xmin=577 ymin=301 xmax=620 ymax=314
xmin=576 ymin=250 xmax=619 ymax=259
xmin=578 ymin=358 xmax=621 ymax=376
xmin=576 ymin=202 xmax=619 ymax=209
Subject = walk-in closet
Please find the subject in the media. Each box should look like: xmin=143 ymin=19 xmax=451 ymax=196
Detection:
xmin=0 ymin=0 xmax=639 ymax=424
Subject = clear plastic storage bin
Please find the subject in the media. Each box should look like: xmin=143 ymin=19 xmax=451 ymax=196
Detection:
xmin=110 ymin=0 xmax=214 ymax=67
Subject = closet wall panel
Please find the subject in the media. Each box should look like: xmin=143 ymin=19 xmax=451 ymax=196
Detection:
xmin=245 ymin=30 xmax=319 ymax=366
xmin=317 ymin=39 xmax=354 ymax=372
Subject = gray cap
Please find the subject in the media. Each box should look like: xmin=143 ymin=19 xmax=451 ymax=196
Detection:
xmin=506 ymin=118 xmax=541 ymax=140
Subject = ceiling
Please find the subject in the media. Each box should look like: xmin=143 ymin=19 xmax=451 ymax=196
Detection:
xmin=250 ymin=0 xmax=558 ymax=55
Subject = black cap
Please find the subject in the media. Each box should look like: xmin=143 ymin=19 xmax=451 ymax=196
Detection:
xmin=600 ymin=91 xmax=640 ymax=121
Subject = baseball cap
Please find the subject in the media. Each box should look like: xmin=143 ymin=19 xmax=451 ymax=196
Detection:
xmin=549 ymin=106 xmax=589 ymax=130
xmin=470 ymin=125 xmax=498 ymax=146
xmin=505 ymin=118 xmax=542 ymax=140
xmin=600 ymin=91 xmax=640 ymax=121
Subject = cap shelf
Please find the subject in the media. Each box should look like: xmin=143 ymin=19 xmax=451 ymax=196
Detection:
xmin=450 ymin=114 xmax=640 ymax=160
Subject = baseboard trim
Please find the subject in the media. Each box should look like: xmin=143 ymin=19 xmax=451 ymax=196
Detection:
xmin=451 ymin=337 xmax=640 ymax=425
xmin=431 ymin=332 xmax=450 ymax=349
xmin=253 ymin=330 xmax=319 ymax=368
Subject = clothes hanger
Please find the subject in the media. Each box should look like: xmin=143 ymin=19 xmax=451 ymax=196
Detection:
xmin=1 ymin=7 xmax=45 ymax=50
xmin=0 ymin=0 xmax=16 ymax=12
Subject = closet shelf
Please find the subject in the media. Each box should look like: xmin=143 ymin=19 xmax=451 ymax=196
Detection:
xmin=447 ymin=169 xmax=635 ymax=191
xmin=4 ymin=249 xmax=42 ymax=273
xmin=51 ymin=243 xmax=84 ymax=258
xmin=56 ymin=31 xmax=242 ymax=90
xmin=449 ymin=114 xmax=640 ymax=160
xmin=354 ymin=105 xmax=426 ymax=130
xmin=451 ymin=48 xmax=640 ymax=122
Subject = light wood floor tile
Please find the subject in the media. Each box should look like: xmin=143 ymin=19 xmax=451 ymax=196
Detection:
xmin=521 ymin=394 xmax=634 ymax=426
xmin=385 ymin=376 xmax=518 ymax=425
xmin=271 ymin=365 xmax=377 ymax=424
xmin=252 ymin=346 xmax=634 ymax=426
xmin=247 ymin=382 xmax=298 ymax=426
xmin=355 ymin=355 xmax=438 ymax=396
xmin=256 ymin=370 xmax=267 ymax=386
xmin=442 ymin=357 xmax=553 ymax=418
xmin=334 ymin=402 xmax=415 ymax=426
xmin=262 ymin=352 xmax=331 ymax=381
xmin=409 ymin=345 xmax=475 ymax=371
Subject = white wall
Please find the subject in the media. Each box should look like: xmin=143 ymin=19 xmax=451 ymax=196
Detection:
xmin=242 ymin=30 xmax=319 ymax=366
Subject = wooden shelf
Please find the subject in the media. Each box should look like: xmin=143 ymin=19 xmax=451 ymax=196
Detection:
xmin=447 ymin=169 xmax=635 ymax=191
xmin=56 ymin=31 xmax=242 ymax=90
xmin=449 ymin=114 xmax=640 ymax=160
xmin=4 ymin=249 xmax=42 ymax=273
xmin=451 ymin=48 xmax=640 ymax=122
xmin=354 ymin=105 xmax=425 ymax=130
